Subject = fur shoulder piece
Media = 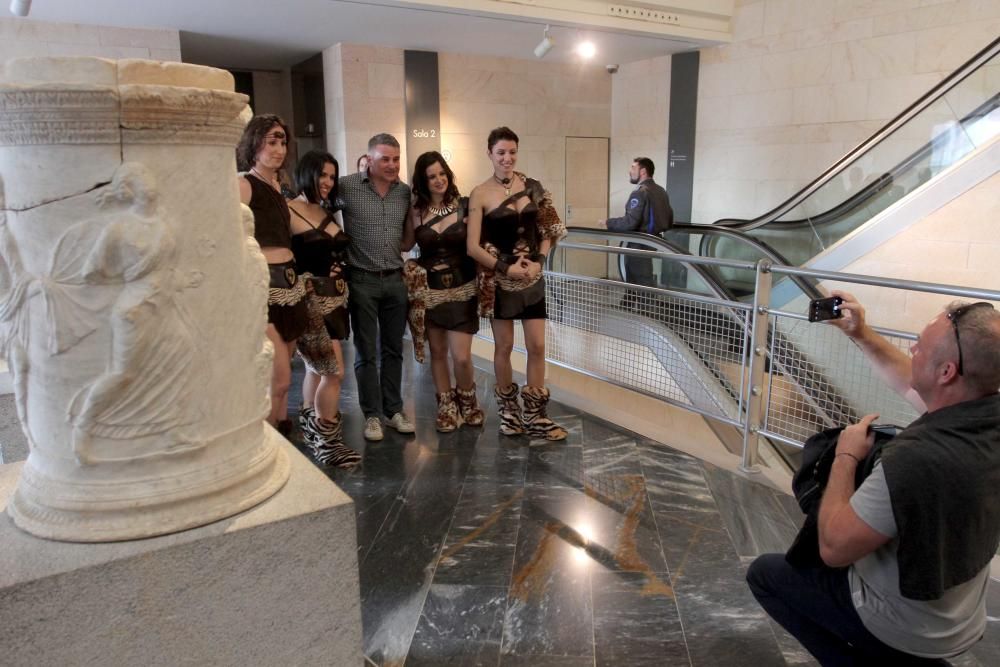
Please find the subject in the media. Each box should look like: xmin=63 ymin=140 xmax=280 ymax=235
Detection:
xmin=522 ymin=176 xmax=566 ymax=243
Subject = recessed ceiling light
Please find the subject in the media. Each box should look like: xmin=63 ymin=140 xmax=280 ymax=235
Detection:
xmin=576 ymin=41 xmax=596 ymax=59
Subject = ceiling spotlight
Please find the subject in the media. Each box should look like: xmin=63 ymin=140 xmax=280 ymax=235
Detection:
xmin=9 ymin=0 xmax=31 ymax=17
xmin=534 ymin=25 xmax=554 ymax=59
xmin=576 ymin=41 xmax=597 ymax=60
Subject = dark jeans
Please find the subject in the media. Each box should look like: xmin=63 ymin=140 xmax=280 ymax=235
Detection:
xmin=746 ymin=553 xmax=950 ymax=666
xmin=348 ymin=270 xmax=407 ymax=419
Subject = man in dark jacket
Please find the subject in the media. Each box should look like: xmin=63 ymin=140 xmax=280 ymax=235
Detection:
xmin=747 ymin=294 xmax=1000 ymax=664
xmin=601 ymin=157 xmax=673 ymax=304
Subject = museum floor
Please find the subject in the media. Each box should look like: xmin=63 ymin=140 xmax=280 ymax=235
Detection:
xmin=288 ymin=348 xmax=1000 ymax=667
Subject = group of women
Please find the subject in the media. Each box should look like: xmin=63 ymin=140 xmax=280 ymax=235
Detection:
xmin=236 ymin=117 xmax=567 ymax=470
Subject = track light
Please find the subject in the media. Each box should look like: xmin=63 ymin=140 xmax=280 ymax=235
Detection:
xmin=9 ymin=0 xmax=31 ymax=17
xmin=534 ymin=25 xmax=554 ymax=59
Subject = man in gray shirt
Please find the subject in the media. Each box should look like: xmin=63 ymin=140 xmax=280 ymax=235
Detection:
xmin=338 ymin=133 xmax=414 ymax=441
xmin=748 ymin=294 xmax=1000 ymax=664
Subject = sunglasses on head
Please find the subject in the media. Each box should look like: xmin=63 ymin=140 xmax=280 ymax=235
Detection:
xmin=946 ymin=302 xmax=995 ymax=375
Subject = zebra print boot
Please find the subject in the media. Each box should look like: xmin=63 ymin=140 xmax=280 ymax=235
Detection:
xmin=494 ymin=383 xmax=524 ymax=436
xmin=309 ymin=411 xmax=362 ymax=469
xmin=299 ymin=405 xmax=318 ymax=449
xmin=521 ymin=386 xmax=567 ymax=441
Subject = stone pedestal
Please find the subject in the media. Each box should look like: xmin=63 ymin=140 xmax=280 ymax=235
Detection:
xmin=0 ymin=438 xmax=362 ymax=666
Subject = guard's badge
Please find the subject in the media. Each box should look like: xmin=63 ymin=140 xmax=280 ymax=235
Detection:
xmin=629 ymin=198 xmax=640 ymax=209
xmin=284 ymin=267 xmax=297 ymax=285
xmin=441 ymin=273 xmax=454 ymax=288
xmin=335 ymin=279 xmax=346 ymax=293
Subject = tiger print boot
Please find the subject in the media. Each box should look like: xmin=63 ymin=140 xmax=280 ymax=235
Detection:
xmin=521 ymin=386 xmax=567 ymax=441
xmin=494 ymin=383 xmax=524 ymax=436
xmin=455 ymin=384 xmax=485 ymax=427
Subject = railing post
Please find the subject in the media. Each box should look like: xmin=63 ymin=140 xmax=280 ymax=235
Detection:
xmin=741 ymin=259 xmax=773 ymax=473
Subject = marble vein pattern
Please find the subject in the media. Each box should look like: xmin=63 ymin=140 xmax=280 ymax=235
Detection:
xmin=285 ymin=348 xmax=1000 ymax=666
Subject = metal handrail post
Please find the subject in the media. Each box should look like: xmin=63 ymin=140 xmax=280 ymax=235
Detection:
xmin=740 ymin=259 xmax=773 ymax=473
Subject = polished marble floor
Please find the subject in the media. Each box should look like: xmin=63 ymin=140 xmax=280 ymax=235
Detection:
xmin=288 ymin=347 xmax=1000 ymax=667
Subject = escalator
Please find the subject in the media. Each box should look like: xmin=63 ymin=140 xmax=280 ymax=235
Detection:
xmin=691 ymin=35 xmax=1000 ymax=278
xmin=552 ymin=38 xmax=1000 ymax=470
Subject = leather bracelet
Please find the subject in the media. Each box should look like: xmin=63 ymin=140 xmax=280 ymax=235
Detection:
xmin=835 ymin=452 xmax=860 ymax=464
xmin=494 ymin=259 xmax=510 ymax=276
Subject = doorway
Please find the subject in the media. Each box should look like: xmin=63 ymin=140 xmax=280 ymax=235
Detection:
xmin=564 ymin=136 xmax=610 ymax=278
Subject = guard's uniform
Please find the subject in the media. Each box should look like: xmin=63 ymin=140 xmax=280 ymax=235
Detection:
xmin=606 ymin=178 xmax=673 ymax=289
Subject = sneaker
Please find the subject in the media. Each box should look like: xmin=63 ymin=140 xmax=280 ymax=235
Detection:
xmin=385 ymin=412 xmax=415 ymax=434
xmin=364 ymin=416 xmax=384 ymax=441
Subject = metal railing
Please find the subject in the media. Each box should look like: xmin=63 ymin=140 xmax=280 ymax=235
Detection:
xmin=475 ymin=241 xmax=1000 ymax=472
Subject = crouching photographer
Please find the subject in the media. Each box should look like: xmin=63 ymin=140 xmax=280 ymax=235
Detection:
xmin=747 ymin=292 xmax=1000 ymax=665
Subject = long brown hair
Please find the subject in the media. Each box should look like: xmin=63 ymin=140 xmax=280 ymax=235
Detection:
xmin=236 ymin=114 xmax=290 ymax=172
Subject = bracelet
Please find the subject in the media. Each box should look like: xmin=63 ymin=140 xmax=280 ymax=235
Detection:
xmin=835 ymin=452 xmax=860 ymax=464
xmin=494 ymin=259 xmax=510 ymax=276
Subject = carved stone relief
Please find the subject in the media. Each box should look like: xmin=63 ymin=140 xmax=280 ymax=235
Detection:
xmin=0 ymin=57 xmax=288 ymax=542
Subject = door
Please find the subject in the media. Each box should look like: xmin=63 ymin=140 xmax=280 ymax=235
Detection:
xmin=564 ymin=137 xmax=610 ymax=278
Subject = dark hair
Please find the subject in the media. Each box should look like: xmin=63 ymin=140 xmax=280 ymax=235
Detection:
xmin=411 ymin=151 xmax=459 ymax=212
xmin=487 ymin=126 xmax=519 ymax=152
xmin=367 ymin=133 xmax=400 ymax=152
xmin=294 ymin=150 xmax=339 ymax=205
xmin=633 ymin=157 xmax=655 ymax=178
xmin=236 ymin=114 xmax=289 ymax=172
xmin=356 ymin=154 xmax=368 ymax=171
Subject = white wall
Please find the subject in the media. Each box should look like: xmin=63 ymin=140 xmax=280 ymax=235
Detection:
xmin=609 ymin=55 xmax=671 ymax=218
xmin=0 ymin=17 xmax=180 ymax=62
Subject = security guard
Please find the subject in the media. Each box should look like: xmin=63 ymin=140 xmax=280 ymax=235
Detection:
xmin=602 ymin=157 xmax=673 ymax=296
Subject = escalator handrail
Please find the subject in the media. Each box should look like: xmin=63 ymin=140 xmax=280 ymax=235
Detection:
xmin=730 ymin=90 xmax=1000 ymax=234
xmin=563 ymin=227 xmax=740 ymax=304
xmin=712 ymin=35 xmax=1000 ymax=231
xmin=563 ymin=225 xmax=824 ymax=301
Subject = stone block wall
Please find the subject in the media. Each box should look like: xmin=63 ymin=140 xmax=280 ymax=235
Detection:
xmin=0 ymin=17 xmax=180 ymax=62
xmin=691 ymin=0 xmax=1000 ymax=224
xmin=323 ymin=44 xmax=611 ymax=216
xmin=609 ymin=55 xmax=671 ymax=220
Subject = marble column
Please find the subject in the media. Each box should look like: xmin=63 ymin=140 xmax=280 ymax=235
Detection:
xmin=0 ymin=57 xmax=289 ymax=542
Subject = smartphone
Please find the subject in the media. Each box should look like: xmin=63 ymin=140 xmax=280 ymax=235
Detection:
xmin=808 ymin=296 xmax=843 ymax=322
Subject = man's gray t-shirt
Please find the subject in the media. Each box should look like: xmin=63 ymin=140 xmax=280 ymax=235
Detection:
xmin=849 ymin=462 xmax=990 ymax=658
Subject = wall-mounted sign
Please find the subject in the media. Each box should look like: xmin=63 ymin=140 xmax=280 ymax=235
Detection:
xmin=404 ymin=50 xmax=441 ymax=180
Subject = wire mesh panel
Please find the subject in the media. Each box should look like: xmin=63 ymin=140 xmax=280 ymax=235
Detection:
xmin=477 ymin=273 xmax=751 ymax=425
xmin=763 ymin=314 xmax=920 ymax=445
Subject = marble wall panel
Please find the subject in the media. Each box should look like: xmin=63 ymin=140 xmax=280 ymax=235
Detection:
xmin=367 ymin=63 xmax=404 ymax=100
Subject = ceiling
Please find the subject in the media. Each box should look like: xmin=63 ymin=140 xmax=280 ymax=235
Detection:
xmin=25 ymin=0 xmax=717 ymax=71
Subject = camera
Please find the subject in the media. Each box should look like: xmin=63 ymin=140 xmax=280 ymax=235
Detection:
xmin=606 ymin=64 xmax=619 ymax=74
